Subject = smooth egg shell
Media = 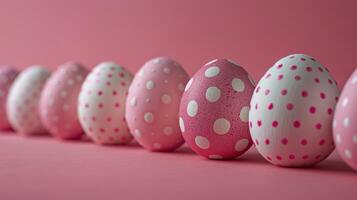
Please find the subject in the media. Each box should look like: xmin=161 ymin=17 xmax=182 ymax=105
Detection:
xmin=6 ymin=66 xmax=51 ymax=135
xmin=179 ymin=59 xmax=255 ymax=159
xmin=333 ymin=69 xmax=357 ymax=171
xmin=126 ymin=57 xmax=189 ymax=151
xmin=0 ymin=66 xmax=19 ymax=130
xmin=40 ymin=62 xmax=88 ymax=139
xmin=249 ymin=54 xmax=340 ymax=167
xmin=78 ymin=62 xmax=133 ymax=144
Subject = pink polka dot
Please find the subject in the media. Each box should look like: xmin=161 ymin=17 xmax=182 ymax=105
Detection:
xmin=255 ymin=139 xmax=259 ymax=145
xmin=327 ymin=108 xmax=333 ymax=115
xmin=118 ymin=72 xmax=125 ymax=77
xmin=276 ymin=155 xmax=282 ymax=160
xmin=302 ymin=155 xmax=309 ymax=160
xmin=315 ymin=123 xmax=322 ymax=130
xmin=277 ymin=74 xmax=284 ymax=80
xmin=300 ymin=58 xmax=306 ymax=61
xmin=281 ymin=138 xmax=288 ymax=145
xmin=281 ymin=89 xmax=288 ymax=96
xmin=315 ymin=155 xmax=321 ymax=159
xmin=272 ymin=121 xmax=278 ymax=127
xmin=289 ymin=154 xmax=295 ymax=159
xmin=314 ymin=78 xmax=320 ymax=83
xmin=98 ymin=103 xmax=104 ymax=109
xmin=255 ymin=86 xmax=260 ymax=93
xmin=286 ymin=103 xmax=294 ymax=110
xmin=306 ymin=66 xmax=312 ymax=72
xmin=255 ymin=103 xmax=258 ymax=110
xmin=265 ymin=89 xmax=270 ymax=95
xmin=99 ymin=128 xmax=105 ymax=133
xmin=290 ymin=65 xmax=297 ymax=70
xmin=114 ymin=103 xmax=120 ymax=108
xmin=107 ymin=73 xmax=112 ymax=78
xmin=277 ymin=64 xmax=283 ymax=69
xmin=301 ymin=139 xmax=308 ymax=146
xmin=318 ymin=67 xmax=323 ymax=72
xmin=97 ymin=91 xmax=103 ymax=96
xmin=114 ymin=128 xmax=119 ymax=132
xmin=319 ymin=139 xmax=325 ymax=146
xmin=294 ymin=75 xmax=301 ymax=81
xmin=293 ymin=120 xmax=301 ymax=128
xmin=328 ymin=79 xmax=333 ymax=85
xmin=112 ymin=91 xmax=117 ymax=95
xmin=320 ymin=92 xmax=326 ymax=99
xmin=265 ymin=73 xmax=271 ymax=79
xmin=91 ymin=116 xmax=96 ymax=121
xmin=257 ymin=120 xmax=262 ymax=127
xmin=267 ymin=156 xmax=272 ymax=161
xmin=289 ymin=56 xmax=295 ymax=59
xmin=267 ymin=103 xmax=274 ymax=110
xmin=301 ymin=90 xmax=308 ymax=97
xmin=265 ymin=139 xmax=270 ymax=145
xmin=106 ymin=117 xmax=112 ymax=122
xmin=309 ymin=106 xmax=316 ymax=114
xmin=249 ymin=121 xmax=252 ymax=128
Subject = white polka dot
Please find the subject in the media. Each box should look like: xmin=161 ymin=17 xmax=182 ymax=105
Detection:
xmin=145 ymin=98 xmax=151 ymax=103
xmin=60 ymin=91 xmax=67 ymax=97
xmin=205 ymin=66 xmax=220 ymax=78
xmin=235 ymin=139 xmax=249 ymax=152
xmin=239 ymin=106 xmax=250 ymax=122
xmin=343 ymin=117 xmax=350 ymax=127
xmin=208 ymin=154 xmax=223 ymax=159
xmin=153 ymin=58 xmax=161 ymax=64
xmin=163 ymin=126 xmax=173 ymax=135
xmin=146 ymin=80 xmax=155 ymax=90
xmin=153 ymin=143 xmax=162 ymax=149
xmin=164 ymin=79 xmax=169 ymax=84
xmin=62 ymin=104 xmax=69 ymax=111
xmin=138 ymin=69 xmax=144 ymax=77
xmin=134 ymin=129 xmax=142 ymax=138
xmin=187 ymin=100 xmax=198 ymax=117
xmin=67 ymin=79 xmax=74 ymax=86
xmin=161 ymin=94 xmax=172 ymax=104
xmin=213 ymin=118 xmax=231 ymax=135
xmin=232 ymin=78 xmax=245 ymax=92
xmin=144 ymin=112 xmax=154 ymax=123
xmin=179 ymin=117 xmax=185 ymax=132
xmin=342 ymin=97 xmax=349 ymax=107
xmin=205 ymin=87 xmax=221 ymax=102
xmin=333 ymin=119 xmax=337 ymax=128
xmin=130 ymin=97 xmax=137 ymax=107
xmin=195 ymin=136 xmax=210 ymax=149
xmin=178 ymin=83 xmax=185 ymax=91
xmin=185 ymin=78 xmax=193 ymax=92
xmin=335 ymin=134 xmax=341 ymax=144
xmin=345 ymin=149 xmax=352 ymax=159
xmin=163 ymin=67 xmax=171 ymax=74
xmin=353 ymin=134 xmax=357 ymax=144
xmin=352 ymin=76 xmax=357 ymax=84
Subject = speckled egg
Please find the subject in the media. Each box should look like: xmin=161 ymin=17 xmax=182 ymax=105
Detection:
xmin=179 ymin=59 xmax=255 ymax=159
xmin=78 ymin=61 xmax=133 ymax=144
xmin=333 ymin=69 xmax=357 ymax=171
xmin=6 ymin=66 xmax=51 ymax=135
xmin=249 ymin=54 xmax=340 ymax=167
xmin=40 ymin=62 xmax=88 ymax=140
xmin=0 ymin=66 xmax=19 ymax=130
xmin=126 ymin=57 xmax=189 ymax=151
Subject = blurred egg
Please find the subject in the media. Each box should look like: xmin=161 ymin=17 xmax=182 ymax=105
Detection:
xmin=78 ymin=61 xmax=133 ymax=144
xmin=6 ymin=66 xmax=51 ymax=135
xmin=333 ymin=69 xmax=357 ymax=171
xmin=126 ymin=57 xmax=189 ymax=151
xmin=40 ymin=62 xmax=88 ymax=140
xmin=249 ymin=54 xmax=340 ymax=167
xmin=179 ymin=59 xmax=255 ymax=159
xmin=0 ymin=66 xmax=19 ymax=130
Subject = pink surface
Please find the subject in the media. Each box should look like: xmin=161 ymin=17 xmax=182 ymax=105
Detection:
xmin=0 ymin=132 xmax=356 ymax=200
xmin=0 ymin=0 xmax=356 ymax=86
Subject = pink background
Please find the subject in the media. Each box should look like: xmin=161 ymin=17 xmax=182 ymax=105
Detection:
xmin=0 ymin=0 xmax=356 ymax=85
xmin=1 ymin=1 xmax=357 ymax=199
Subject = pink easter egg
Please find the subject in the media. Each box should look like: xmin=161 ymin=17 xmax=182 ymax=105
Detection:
xmin=6 ymin=66 xmax=51 ymax=136
xmin=333 ymin=69 xmax=357 ymax=171
xmin=0 ymin=66 xmax=19 ymax=130
xmin=40 ymin=62 xmax=88 ymax=140
xmin=78 ymin=62 xmax=133 ymax=144
xmin=126 ymin=57 xmax=189 ymax=151
xmin=179 ymin=59 xmax=255 ymax=159
xmin=249 ymin=54 xmax=340 ymax=167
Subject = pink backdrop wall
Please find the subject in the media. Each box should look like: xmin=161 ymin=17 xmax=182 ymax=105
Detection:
xmin=0 ymin=0 xmax=356 ymax=86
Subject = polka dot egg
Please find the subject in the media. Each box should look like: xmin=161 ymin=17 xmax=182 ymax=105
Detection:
xmin=249 ymin=54 xmax=340 ymax=167
xmin=126 ymin=57 xmax=189 ymax=151
xmin=333 ymin=69 xmax=357 ymax=171
xmin=0 ymin=66 xmax=19 ymax=130
xmin=179 ymin=59 xmax=255 ymax=159
xmin=40 ymin=62 xmax=88 ymax=140
xmin=6 ymin=66 xmax=51 ymax=135
xmin=78 ymin=62 xmax=133 ymax=144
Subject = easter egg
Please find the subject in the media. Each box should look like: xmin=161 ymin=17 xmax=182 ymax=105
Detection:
xmin=78 ymin=61 xmax=133 ymax=144
xmin=6 ymin=66 xmax=51 ymax=135
xmin=126 ymin=57 xmax=189 ymax=151
xmin=179 ymin=59 xmax=255 ymax=159
xmin=40 ymin=62 xmax=88 ymax=140
xmin=249 ymin=54 xmax=340 ymax=167
xmin=0 ymin=66 xmax=19 ymax=130
xmin=333 ymin=69 xmax=357 ymax=171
